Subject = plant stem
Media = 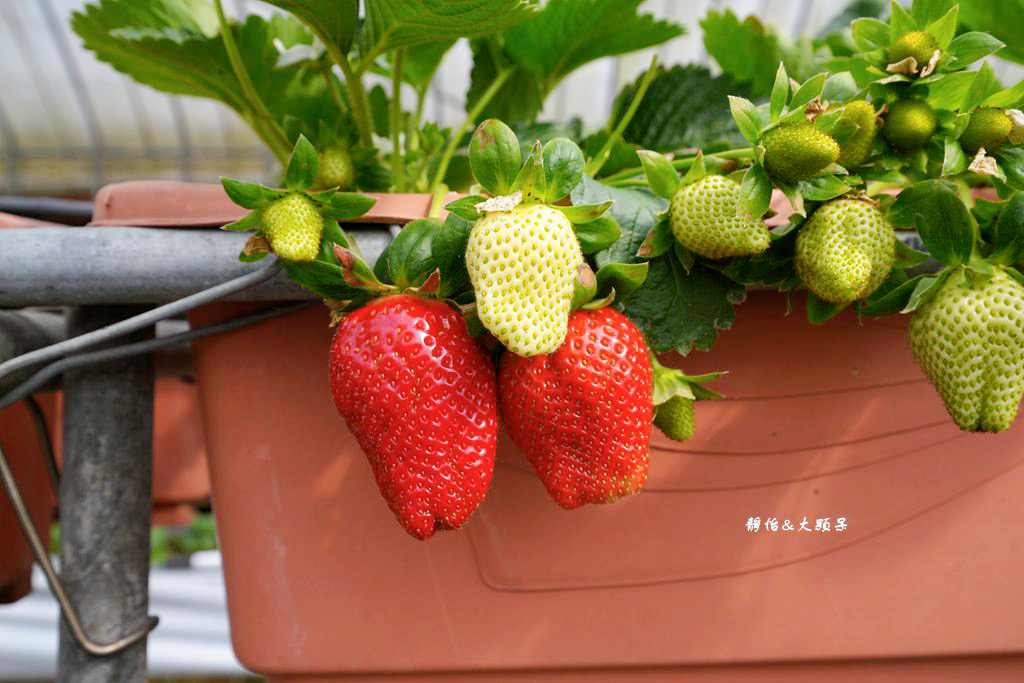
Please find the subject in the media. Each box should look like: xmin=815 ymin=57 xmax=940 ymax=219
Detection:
xmin=429 ymin=67 xmax=514 ymax=193
xmin=603 ymin=147 xmax=755 ymax=186
xmin=428 ymin=183 xmax=449 ymax=219
xmin=327 ymin=43 xmax=373 ymax=147
xmin=324 ymin=66 xmax=348 ymax=115
xmin=213 ymin=0 xmax=290 ymax=164
xmin=585 ymin=54 xmax=658 ymax=178
xmin=390 ymin=49 xmax=405 ymax=191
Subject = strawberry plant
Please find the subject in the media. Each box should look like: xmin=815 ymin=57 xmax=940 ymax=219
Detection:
xmin=72 ymin=0 xmax=1024 ymax=538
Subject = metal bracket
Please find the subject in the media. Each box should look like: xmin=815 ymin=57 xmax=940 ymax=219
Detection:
xmin=0 ymin=441 xmax=158 ymax=655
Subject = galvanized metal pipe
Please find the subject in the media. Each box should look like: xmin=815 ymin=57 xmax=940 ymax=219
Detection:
xmin=0 ymin=226 xmax=390 ymax=306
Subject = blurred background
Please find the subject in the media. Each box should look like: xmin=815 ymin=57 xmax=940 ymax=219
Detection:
xmin=2 ymin=0 xmax=1018 ymax=198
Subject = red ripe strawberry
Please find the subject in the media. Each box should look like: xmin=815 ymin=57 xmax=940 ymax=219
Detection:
xmin=498 ymin=307 xmax=653 ymax=509
xmin=329 ymin=294 xmax=498 ymax=539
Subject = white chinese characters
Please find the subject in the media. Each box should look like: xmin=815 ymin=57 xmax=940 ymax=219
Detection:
xmin=745 ymin=516 xmax=848 ymax=532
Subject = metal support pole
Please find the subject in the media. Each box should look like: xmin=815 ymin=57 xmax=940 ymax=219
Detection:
xmin=57 ymin=306 xmax=155 ymax=683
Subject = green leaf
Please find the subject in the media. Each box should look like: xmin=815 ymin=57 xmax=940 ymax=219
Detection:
xmin=739 ymin=165 xmax=773 ymax=221
xmin=610 ymin=64 xmax=748 ymax=153
xmin=716 ymin=228 xmax=797 ymax=286
xmin=512 ymin=142 xmax=546 ymax=200
xmin=261 ymin=0 xmax=358 ymax=54
xmin=636 ymin=219 xmax=674 ymax=259
xmin=851 ymin=17 xmax=890 ymax=51
xmin=889 ymin=2 xmax=917 ymax=41
xmin=571 ymin=175 xmax=666 ymax=267
xmin=464 ymin=40 xmax=544 ymax=125
xmin=728 ymin=96 xmax=763 ymax=144
xmin=320 ymin=192 xmax=377 ymax=221
xmin=806 ymin=292 xmax=846 ymax=325
xmin=542 ymin=138 xmax=585 ymax=202
xmin=924 ymin=71 xmax=975 ymax=109
xmin=958 ymin=0 xmax=1024 ymax=66
xmin=770 ymin=62 xmax=789 ymax=120
xmin=981 ymin=80 xmax=1024 ymax=108
xmin=923 ymin=4 xmax=958 ymax=50
xmin=901 ymin=271 xmax=948 ymax=313
xmin=990 ymin=192 xmax=1024 ymax=264
xmin=572 ymin=214 xmax=621 ymax=254
xmin=894 ymin=238 xmax=931 ymax=268
xmin=221 ymin=177 xmax=276 ymax=210
xmin=701 ymin=9 xmax=783 ymax=98
xmin=945 ymin=32 xmax=1005 ymax=70
xmin=623 ymin=256 xmax=745 ymax=354
xmin=557 ymin=201 xmax=613 ymax=224
xmin=469 ymin=119 xmax=522 ymax=196
xmin=284 ymin=135 xmax=318 ymax=190
xmin=887 ymin=180 xmax=976 ymax=265
xmin=941 ymin=136 xmax=968 ymax=176
xmin=996 ymin=148 xmax=1024 ymax=191
xmin=961 ymin=61 xmax=999 ymax=112
xmin=912 ymin=0 xmax=957 ymax=26
xmin=221 ymin=211 xmax=262 ymax=232
xmin=361 ymin=0 xmax=537 ymax=61
xmin=396 ymin=39 xmax=455 ymax=89
xmin=861 ymin=268 xmax=916 ymax=315
xmin=502 ymin=0 xmax=682 ymax=87
xmin=595 ymin=262 xmax=649 ymax=302
xmin=637 ymin=150 xmax=681 ymax=200
xmin=789 ymin=73 xmax=827 ymax=110
xmin=387 ymin=218 xmax=440 ymax=289
xmin=444 ymin=196 xmax=486 ymax=222
xmin=797 ymin=175 xmax=850 ymax=202
xmin=432 ymin=213 xmax=474 ymax=297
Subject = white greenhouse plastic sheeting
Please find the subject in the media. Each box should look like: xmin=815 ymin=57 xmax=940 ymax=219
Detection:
xmin=0 ymin=552 xmax=248 ymax=680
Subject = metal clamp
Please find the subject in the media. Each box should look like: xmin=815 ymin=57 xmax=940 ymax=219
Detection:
xmin=0 ymin=441 xmax=158 ymax=655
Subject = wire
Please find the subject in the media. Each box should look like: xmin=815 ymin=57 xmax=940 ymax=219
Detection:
xmin=0 ymin=301 xmax=311 ymax=413
xmin=22 ymin=395 xmax=59 ymax=493
xmin=0 ymin=257 xmax=283 ymax=386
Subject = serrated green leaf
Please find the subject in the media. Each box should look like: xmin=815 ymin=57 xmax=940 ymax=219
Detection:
xmin=571 ymin=175 xmax=666 ymax=266
xmin=701 ymin=9 xmax=782 ymax=98
xmin=739 ymin=165 xmax=773 ymax=220
xmin=595 ymin=262 xmax=648 ymax=302
xmin=957 ymin=0 xmax=1024 ymax=66
xmin=770 ymin=62 xmax=789 ymax=120
xmin=622 ymin=257 xmax=744 ymax=354
xmin=361 ymin=0 xmax=537 ymax=61
xmin=637 ymin=150 xmax=681 ymax=200
xmin=572 ymin=214 xmax=620 ymax=254
xmin=261 ymin=0 xmax=358 ymax=54
xmin=542 ymin=138 xmax=585 ymax=202
xmin=611 ymin=64 xmax=748 ymax=152
xmin=285 ymin=135 xmax=318 ymax=190
xmin=469 ymin=119 xmax=522 ymax=196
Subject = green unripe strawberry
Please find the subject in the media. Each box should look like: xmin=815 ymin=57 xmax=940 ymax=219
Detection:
xmin=909 ymin=268 xmax=1024 ymax=433
xmin=466 ymin=203 xmax=583 ymax=356
xmin=888 ymin=31 xmax=939 ymax=73
xmin=836 ymin=100 xmax=878 ymax=170
xmin=654 ymin=395 xmax=695 ymax=442
xmin=261 ymin=192 xmax=324 ymax=262
xmin=959 ymin=107 xmax=1013 ymax=154
xmin=317 ymin=145 xmax=355 ymax=190
xmin=668 ymin=175 xmax=771 ymax=259
xmin=883 ymin=99 xmax=938 ymax=151
xmin=795 ymin=198 xmax=895 ymax=304
xmin=762 ymin=123 xmax=840 ymax=184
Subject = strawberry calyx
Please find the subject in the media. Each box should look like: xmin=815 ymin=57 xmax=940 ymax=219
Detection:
xmin=649 ymin=350 xmax=725 ymax=406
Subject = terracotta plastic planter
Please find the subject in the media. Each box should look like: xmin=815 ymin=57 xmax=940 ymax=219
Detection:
xmin=95 ymin=183 xmax=1024 ymax=680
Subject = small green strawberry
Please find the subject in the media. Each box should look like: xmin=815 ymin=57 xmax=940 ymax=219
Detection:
xmin=261 ymin=192 xmax=325 ymax=262
xmin=668 ymin=175 xmax=770 ymax=259
xmin=466 ymin=203 xmax=583 ymax=356
xmin=959 ymin=107 xmax=1013 ymax=154
xmin=795 ymin=198 xmax=895 ymax=304
xmin=653 ymin=395 xmax=695 ymax=442
xmin=888 ymin=31 xmax=939 ymax=74
xmin=835 ymin=100 xmax=878 ymax=170
xmin=883 ymin=99 xmax=938 ymax=151
xmin=316 ymin=145 xmax=355 ymax=190
xmin=910 ymin=268 xmax=1024 ymax=433
xmin=762 ymin=123 xmax=840 ymax=184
